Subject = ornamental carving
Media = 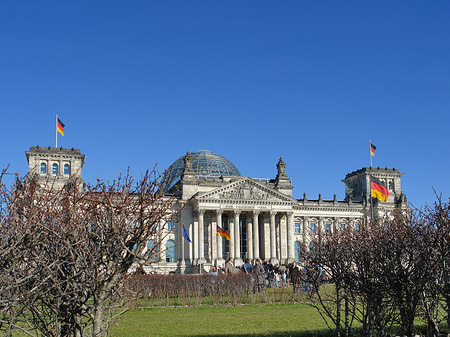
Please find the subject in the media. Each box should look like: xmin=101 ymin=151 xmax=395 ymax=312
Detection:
xmin=217 ymin=183 xmax=271 ymax=200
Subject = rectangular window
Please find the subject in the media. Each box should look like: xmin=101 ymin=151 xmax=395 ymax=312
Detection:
xmin=310 ymin=223 xmax=316 ymax=234
xmin=325 ymin=223 xmax=331 ymax=233
xmin=167 ymin=221 xmax=175 ymax=231
xmin=294 ymin=223 xmax=301 ymax=233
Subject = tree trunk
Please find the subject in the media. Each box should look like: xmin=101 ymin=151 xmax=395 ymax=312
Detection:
xmin=335 ymin=293 xmax=341 ymax=337
xmin=344 ymin=293 xmax=349 ymax=337
xmin=93 ymin=305 xmax=104 ymax=337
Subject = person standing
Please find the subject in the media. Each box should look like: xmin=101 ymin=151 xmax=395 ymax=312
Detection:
xmin=274 ymin=271 xmax=280 ymax=288
xmin=254 ymin=259 xmax=265 ymax=293
xmin=225 ymin=257 xmax=235 ymax=274
xmin=242 ymin=258 xmax=253 ymax=274
xmin=281 ymin=270 xmax=287 ymax=288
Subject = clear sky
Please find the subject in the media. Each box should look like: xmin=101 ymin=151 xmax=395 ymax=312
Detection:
xmin=1 ymin=1 xmax=449 ymax=208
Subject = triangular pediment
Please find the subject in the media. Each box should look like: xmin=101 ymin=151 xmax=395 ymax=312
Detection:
xmin=196 ymin=178 xmax=294 ymax=203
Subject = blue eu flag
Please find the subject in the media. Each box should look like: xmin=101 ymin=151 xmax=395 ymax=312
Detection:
xmin=182 ymin=224 xmax=191 ymax=243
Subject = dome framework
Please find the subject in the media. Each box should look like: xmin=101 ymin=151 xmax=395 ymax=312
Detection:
xmin=167 ymin=150 xmax=241 ymax=190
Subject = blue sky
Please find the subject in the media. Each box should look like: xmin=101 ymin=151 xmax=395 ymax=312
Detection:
xmin=1 ymin=1 xmax=449 ymax=208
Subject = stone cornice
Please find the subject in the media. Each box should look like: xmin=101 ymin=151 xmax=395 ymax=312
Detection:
xmin=196 ymin=177 xmax=295 ymax=203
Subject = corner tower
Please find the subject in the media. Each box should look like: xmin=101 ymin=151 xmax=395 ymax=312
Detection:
xmin=342 ymin=167 xmax=405 ymax=206
xmin=25 ymin=146 xmax=85 ymax=190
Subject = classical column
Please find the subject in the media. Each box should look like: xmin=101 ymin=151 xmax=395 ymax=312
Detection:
xmin=279 ymin=214 xmax=287 ymax=262
xmin=319 ymin=217 xmax=324 ymax=235
xmin=252 ymin=211 xmax=260 ymax=261
xmin=193 ymin=214 xmax=198 ymax=264
xmin=216 ymin=210 xmax=224 ymax=266
xmin=234 ymin=210 xmax=242 ymax=265
xmin=247 ymin=212 xmax=253 ymax=261
xmin=198 ymin=209 xmax=205 ymax=264
xmin=229 ymin=212 xmax=235 ymax=259
xmin=287 ymin=211 xmax=294 ymax=263
xmin=211 ymin=211 xmax=217 ymax=263
xmin=303 ymin=217 xmax=309 ymax=246
xmin=270 ymin=211 xmax=278 ymax=265
xmin=179 ymin=221 xmax=185 ymax=266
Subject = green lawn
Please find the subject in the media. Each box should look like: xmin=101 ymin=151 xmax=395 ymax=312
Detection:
xmin=109 ymin=303 xmax=333 ymax=337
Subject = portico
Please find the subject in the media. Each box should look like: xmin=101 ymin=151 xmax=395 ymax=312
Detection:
xmin=179 ymin=207 xmax=296 ymax=268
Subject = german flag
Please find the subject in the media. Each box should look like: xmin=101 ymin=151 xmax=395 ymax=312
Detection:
xmin=57 ymin=118 xmax=65 ymax=136
xmin=371 ymin=176 xmax=389 ymax=202
xmin=370 ymin=143 xmax=376 ymax=156
xmin=217 ymin=227 xmax=230 ymax=240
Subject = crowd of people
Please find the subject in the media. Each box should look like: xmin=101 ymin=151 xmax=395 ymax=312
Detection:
xmin=207 ymin=258 xmax=324 ymax=294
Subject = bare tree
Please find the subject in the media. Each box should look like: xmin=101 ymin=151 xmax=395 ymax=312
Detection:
xmin=350 ymin=220 xmax=397 ymax=337
xmin=306 ymin=228 xmax=357 ymax=337
xmin=419 ymin=196 xmax=450 ymax=336
xmin=0 ymin=167 xmax=177 ymax=336
xmin=380 ymin=211 xmax=436 ymax=337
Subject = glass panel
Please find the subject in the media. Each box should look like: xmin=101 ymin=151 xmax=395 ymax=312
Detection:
xmin=294 ymin=223 xmax=300 ymax=233
xmin=294 ymin=241 xmax=301 ymax=262
xmin=64 ymin=164 xmax=71 ymax=175
xmin=40 ymin=162 xmax=47 ymax=174
xmin=167 ymin=221 xmax=174 ymax=231
xmin=166 ymin=240 xmax=175 ymax=263
xmin=222 ymin=215 xmax=229 ymax=260
xmin=310 ymin=223 xmax=316 ymax=234
xmin=240 ymin=216 xmax=247 ymax=260
xmin=165 ymin=151 xmax=241 ymax=191
xmin=52 ymin=163 xmax=58 ymax=175
xmin=146 ymin=240 xmax=158 ymax=262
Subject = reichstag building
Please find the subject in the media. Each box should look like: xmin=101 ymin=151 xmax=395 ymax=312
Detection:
xmin=26 ymin=146 xmax=408 ymax=273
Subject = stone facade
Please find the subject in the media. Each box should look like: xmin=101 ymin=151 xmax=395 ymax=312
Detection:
xmin=26 ymin=146 xmax=85 ymax=190
xmin=24 ymin=147 xmax=407 ymax=274
xmin=161 ymin=152 xmax=407 ymax=274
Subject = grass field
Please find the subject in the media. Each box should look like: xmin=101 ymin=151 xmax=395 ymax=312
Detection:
xmin=109 ymin=303 xmax=335 ymax=337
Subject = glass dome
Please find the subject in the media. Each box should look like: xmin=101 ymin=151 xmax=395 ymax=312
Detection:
xmin=166 ymin=150 xmax=241 ymax=191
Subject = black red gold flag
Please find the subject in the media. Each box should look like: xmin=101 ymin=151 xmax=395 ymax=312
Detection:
xmin=370 ymin=143 xmax=376 ymax=156
xmin=57 ymin=118 xmax=65 ymax=136
xmin=216 ymin=227 xmax=230 ymax=240
xmin=371 ymin=176 xmax=389 ymax=202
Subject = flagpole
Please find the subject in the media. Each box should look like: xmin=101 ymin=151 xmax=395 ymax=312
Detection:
xmin=55 ymin=114 xmax=58 ymax=148
xmin=369 ymin=140 xmax=373 ymax=220
xmin=370 ymin=175 xmax=374 ymax=220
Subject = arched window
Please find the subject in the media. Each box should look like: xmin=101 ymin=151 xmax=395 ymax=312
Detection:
xmin=147 ymin=240 xmax=158 ymax=262
xmin=52 ymin=163 xmax=59 ymax=175
xmin=64 ymin=164 xmax=71 ymax=175
xmin=40 ymin=162 xmax=47 ymax=174
xmin=294 ymin=241 xmax=301 ymax=262
xmin=166 ymin=240 xmax=175 ymax=263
